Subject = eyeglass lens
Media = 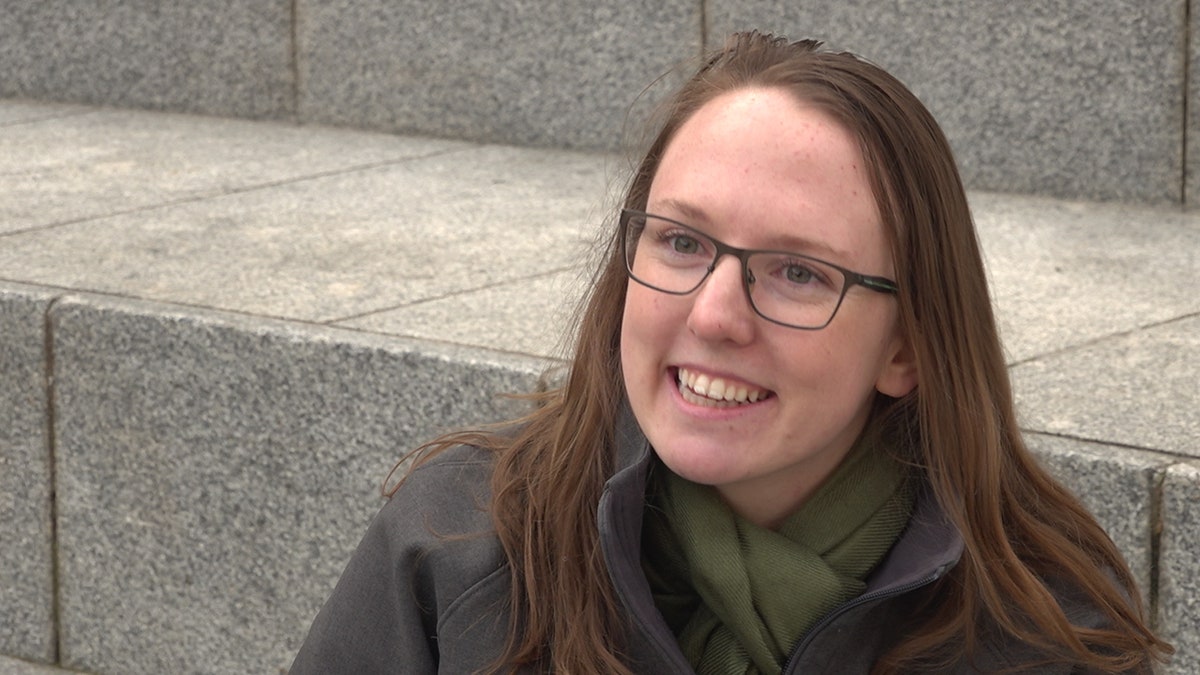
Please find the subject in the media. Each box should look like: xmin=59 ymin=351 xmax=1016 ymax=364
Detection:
xmin=624 ymin=212 xmax=850 ymax=329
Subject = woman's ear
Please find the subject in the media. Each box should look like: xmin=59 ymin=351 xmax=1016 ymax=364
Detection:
xmin=875 ymin=333 xmax=918 ymax=398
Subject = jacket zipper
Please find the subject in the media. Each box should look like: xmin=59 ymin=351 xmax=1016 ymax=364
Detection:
xmin=781 ymin=564 xmax=951 ymax=674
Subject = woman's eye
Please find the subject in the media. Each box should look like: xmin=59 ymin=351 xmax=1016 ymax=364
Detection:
xmin=785 ymin=264 xmax=816 ymax=284
xmin=670 ymin=235 xmax=702 ymax=255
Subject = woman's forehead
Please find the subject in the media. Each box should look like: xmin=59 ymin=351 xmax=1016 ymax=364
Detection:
xmin=647 ymin=87 xmax=890 ymax=269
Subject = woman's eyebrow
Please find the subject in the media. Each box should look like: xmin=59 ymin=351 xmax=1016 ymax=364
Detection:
xmin=649 ymin=198 xmax=711 ymax=226
xmin=761 ymin=233 xmax=851 ymax=263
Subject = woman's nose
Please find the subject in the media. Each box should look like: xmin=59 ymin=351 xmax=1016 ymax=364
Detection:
xmin=685 ymin=255 xmax=756 ymax=345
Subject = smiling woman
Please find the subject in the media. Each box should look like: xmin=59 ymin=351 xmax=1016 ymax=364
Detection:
xmin=621 ymin=88 xmax=914 ymax=530
xmin=291 ymin=32 xmax=1173 ymax=674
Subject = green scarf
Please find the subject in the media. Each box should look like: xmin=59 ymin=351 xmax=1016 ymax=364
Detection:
xmin=641 ymin=431 xmax=915 ymax=675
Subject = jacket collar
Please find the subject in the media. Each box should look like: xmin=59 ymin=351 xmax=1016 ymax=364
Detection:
xmin=612 ymin=397 xmax=652 ymax=471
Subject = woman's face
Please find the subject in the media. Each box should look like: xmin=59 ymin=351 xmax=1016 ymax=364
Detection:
xmin=620 ymin=87 xmax=917 ymax=528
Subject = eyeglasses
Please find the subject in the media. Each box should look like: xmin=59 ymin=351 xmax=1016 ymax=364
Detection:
xmin=621 ymin=209 xmax=898 ymax=330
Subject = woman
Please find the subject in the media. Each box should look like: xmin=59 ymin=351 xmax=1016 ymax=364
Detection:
xmin=291 ymin=32 xmax=1172 ymax=674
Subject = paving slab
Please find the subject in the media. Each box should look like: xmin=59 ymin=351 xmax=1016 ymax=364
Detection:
xmin=1025 ymin=433 xmax=1174 ymax=606
xmin=296 ymin=0 xmax=700 ymax=150
xmin=0 ymin=1 xmax=293 ymax=119
xmin=340 ymin=267 xmax=590 ymax=359
xmin=970 ymin=192 xmax=1200 ymax=363
xmin=0 ymin=106 xmax=468 ymax=235
xmin=3 ymin=102 xmax=1195 ymax=366
xmin=49 ymin=294 xmax=547 ymax=674
xmin=0 ymin=284 xmax=58 ymax=664
xmin=0 ymin=142 xmax=614 ymax=323
xmin=707 ymin=0 xmax=1185 ymax=204
xmin=1159 ymin=461 xmax=1200 ymax=674
xmin=1011 ymin=315 xmax=1200 ymax=459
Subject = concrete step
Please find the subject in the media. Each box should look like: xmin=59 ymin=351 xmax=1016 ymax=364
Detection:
xmin=1 ymin=100 xmax=1197 ymax=673
xmin=0 ymin=1 xmax=1194 ymax=206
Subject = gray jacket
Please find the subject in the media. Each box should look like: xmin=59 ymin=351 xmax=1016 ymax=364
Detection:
xmin=291 ymin=412 xmax=1127 ymax=674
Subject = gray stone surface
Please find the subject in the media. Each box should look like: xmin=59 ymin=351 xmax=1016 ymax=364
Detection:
xmin=340 ymin=267 xmax=589 ymax=359
xmin=2 ymin=95 xmax=1198 ymax=669
xmin=1025 ymin=433 xmax=1174 ymax=605
xmin=3 ymin=3 xmax=1190 ymax=206
xmin=1190 ymin=5 xmax=1200 ymax=207
xmin=1160 ymin=461 xmax=1200 ymax=675
xmin=49 ymin=294 xmax=547 ymax=674
xmin=1011 ymin=315 xmax=1200 ymax=459
xmin=296 ymin=0 xmax=700 ymax=150
xmin=707 ymin=1 xmax=1186 ymax=204
xmin=0 ymin=284 xmax=58 ymax=665
xmin=0 ymin=1 xmax=293 ymax=119
xmin=0 ymin=142 xmax=612 ymax=322
xmin=969 ymin=192 xmax=1200 ymax=363
xmin=0 ymin=100 xmax=92 ymax=126
xmin=0 ymin=656 xmax=86 ymax=675
xmin=0 ymin=107 xmax=467 ymax=235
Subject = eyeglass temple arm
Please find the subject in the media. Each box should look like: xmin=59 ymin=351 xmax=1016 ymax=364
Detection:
xmin=855 ymin=274 xmax=898 ymax=294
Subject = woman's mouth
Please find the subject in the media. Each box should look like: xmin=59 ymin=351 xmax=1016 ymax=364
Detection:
xmin=676 ymin=367 xmax=772 ymax=408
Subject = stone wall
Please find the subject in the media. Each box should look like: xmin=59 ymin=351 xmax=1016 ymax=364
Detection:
xmin=2 ymin=279 xmax=1198 ymax=673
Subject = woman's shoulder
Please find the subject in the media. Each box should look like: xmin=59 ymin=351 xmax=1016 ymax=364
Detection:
xmin=366 ymin=443 xmax=508 ymax=615
xmin=963 ymin=572 xmax=1148 ymax=674
xmin=394 ymin=443 xmax=497 ymax=494
xmin=376 ymin=443 xmax=499 ymax=544
xmin=290 ymin=443 xmax=509 ymax=673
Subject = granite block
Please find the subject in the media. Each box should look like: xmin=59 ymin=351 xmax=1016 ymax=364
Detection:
xmin=0 ymin=655 xmax=86 ymax=675
xmin=1189 ymin=5 xmax=1200 ymax=206
xmin=0 ymin=284 xmax=58 ymax=664
xmin=339 ymin=267 xmax=588 ymax=359
xmin=1025 ymin=433 xmax=1173 ymax=605
xmin=969 ymin=192 xmax=1200 ymax=363
xmin=0 ymin=105 xmax=466 ymax=235
xmin=708 ymin=0 xmax=1186 ymax=204
xmin=50 ymin=295 xmax=548 ymax=674
xmin=0 ymin=143 xmax=612 ymax=322
xmin=1011 ymin=315 xmax=1200 ymax=459
xmin=1159 ymin=461 xmax=1200 ymax=674
xmin=0 ymin=1 xmax=293 ymax=119
xmin=296 ymin=0 xmax=700 ymax=150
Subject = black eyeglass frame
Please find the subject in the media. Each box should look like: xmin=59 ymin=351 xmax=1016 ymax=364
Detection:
xmin=620 ymin=209 xmax=899 ymax=330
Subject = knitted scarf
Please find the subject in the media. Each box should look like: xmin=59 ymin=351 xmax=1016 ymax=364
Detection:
xmin=641 ymin=432 xmax=915 ymax=675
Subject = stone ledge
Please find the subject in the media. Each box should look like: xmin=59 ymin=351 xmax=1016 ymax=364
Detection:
xmin=0 ymin=283 xmax=1194 ymax=672
xmin=47 ymin=294 xmax=546 ymax=674
xmin=0 ymin=283 xmax=57 ymax=664
xmin=1159 ymin=461 xmax=1200 ymax=674
xmin=1027 ymin=433 xmax=1176 ymax=608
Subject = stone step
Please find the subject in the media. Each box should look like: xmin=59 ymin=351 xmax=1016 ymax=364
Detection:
xmin=0 ymin=1 xmax=1195 ymax=205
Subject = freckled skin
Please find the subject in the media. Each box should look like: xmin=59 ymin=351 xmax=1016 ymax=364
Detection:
xmin=619 ymin=87 xmax=918 ymax=529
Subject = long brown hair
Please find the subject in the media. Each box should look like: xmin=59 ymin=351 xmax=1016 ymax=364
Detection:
xmin=393 ymin=32 xmax=1172 ymax=673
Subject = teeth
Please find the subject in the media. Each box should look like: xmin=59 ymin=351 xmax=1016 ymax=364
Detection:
xmin=677 ymin=368 xmax=769 ymax=407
